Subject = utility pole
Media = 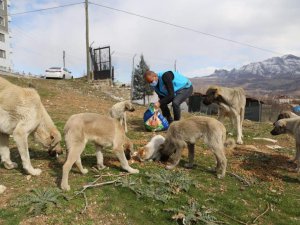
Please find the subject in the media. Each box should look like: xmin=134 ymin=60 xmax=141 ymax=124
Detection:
xmin=130 ymin=54 xmax=137 ymax=100
xmin=63 ymin=50 xmax=65 ymax=68
xmin=174 ymin=60 xmax=177 ymax=72
xmin=85 ymin=0 xmax=91 ymax=81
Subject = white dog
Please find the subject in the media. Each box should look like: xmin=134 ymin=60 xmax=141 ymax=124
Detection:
xmin=109 ymin=100 xmax=135 ymax=133
xmin=137 ymin=135 xmax=165 ymax=161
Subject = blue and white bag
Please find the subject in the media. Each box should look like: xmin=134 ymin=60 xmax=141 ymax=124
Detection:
xmin=143 ymin=103 xmax=169 ymax=131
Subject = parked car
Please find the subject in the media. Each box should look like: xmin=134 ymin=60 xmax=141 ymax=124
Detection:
xmin=45 ymin=67 xmax=73 ymax=79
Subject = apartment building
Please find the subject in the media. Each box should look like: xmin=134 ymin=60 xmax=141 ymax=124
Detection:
xmin=0 ymin=0 xmax=12 ymax=71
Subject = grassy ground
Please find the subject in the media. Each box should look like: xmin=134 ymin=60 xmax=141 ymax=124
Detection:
xmin=0 ymin=75 xmax=300 ymax=225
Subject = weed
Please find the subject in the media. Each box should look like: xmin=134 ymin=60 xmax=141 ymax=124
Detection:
xmin=165 ymin=199 xmax=219 ymax=225
xmin=12 ymin=188 xmax=65 ymax=216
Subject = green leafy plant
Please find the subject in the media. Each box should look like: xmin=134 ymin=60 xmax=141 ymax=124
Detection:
xmin=165 ymin=199 xmax=219 ymax=225
xmin=13 ymin=188 xmax=65 ymax=216
xmin=145 ymin=170 xmax=197 ymax=194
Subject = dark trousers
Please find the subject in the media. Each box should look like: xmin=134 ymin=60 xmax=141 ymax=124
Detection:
xmin=159 ymin=85 xmax=193 ymax=122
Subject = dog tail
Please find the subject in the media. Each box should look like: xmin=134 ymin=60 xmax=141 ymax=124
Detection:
xmin=224 ymin=138 xmax=236 ymax=150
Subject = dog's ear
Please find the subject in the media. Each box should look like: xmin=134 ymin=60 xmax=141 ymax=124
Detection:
xmin=213 ymin=87 xmax=220 ymax=97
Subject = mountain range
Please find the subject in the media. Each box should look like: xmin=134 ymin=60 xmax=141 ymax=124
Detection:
xmin=191 ymin=54 xmax=300 ymax=97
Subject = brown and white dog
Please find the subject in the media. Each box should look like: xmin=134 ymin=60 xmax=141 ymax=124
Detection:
xmin=137 ymin=135 xmax=165 ymax=161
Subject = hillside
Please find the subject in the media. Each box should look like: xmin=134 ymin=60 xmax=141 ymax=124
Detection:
xmin=0 ymin=74 xmax=300 ymax=225
xmin=191 ymin=54 xmax=300 ymax=97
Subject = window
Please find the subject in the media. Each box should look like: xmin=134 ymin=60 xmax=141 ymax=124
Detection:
xmin=0 ymin=1 xmax=4 ymax=10
xmin=0 ymin=16 xmax=4 ymax=26
xmin=0 ymin=33 xmax=4 ymax=42
xmin=0 ymin=49 xmax=6 ymax=58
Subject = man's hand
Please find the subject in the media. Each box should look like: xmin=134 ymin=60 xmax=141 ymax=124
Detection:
xmin=154 ymin=101 xmax=160 ymax=109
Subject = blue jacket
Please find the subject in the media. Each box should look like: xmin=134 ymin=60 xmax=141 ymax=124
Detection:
xmin=154 ymin=71 xmax=192 ymax=97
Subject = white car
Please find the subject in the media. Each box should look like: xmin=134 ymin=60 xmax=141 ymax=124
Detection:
xmin=45 ymin=67 xmax=73 ymax=79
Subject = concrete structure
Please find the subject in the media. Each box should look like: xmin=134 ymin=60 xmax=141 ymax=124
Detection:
xmin=0 ymin=0 xmax=12 ymax=71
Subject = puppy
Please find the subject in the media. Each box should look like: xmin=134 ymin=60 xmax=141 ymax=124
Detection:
xmin=137 ymin=135 xmax=165 ymax=161
xmin=160 ymin=116 xmax=235 ymax=178
xmin=271 ymin=117 xmax=300 ymax=172
xmin=61 ymin=113 xmax=139 ymax=191
xmin=109 ymin=100 xmax=135 ymax=133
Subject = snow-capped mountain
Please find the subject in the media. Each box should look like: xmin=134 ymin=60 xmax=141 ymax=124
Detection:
xmin=191 ymin=54 xmax=300 ymax=97
xmin=213 ymin=54 xmax=300 ymax=78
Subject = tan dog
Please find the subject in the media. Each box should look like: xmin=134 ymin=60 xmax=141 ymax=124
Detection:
xmin=109 ymin=100 xmax=135 ymax=133
xmin=271 ymin=117 xmax=300 ymax=172
xmin=61 ymin=113 xmax=139 ymax=191
xmin=0 ymin=77 xmax=62 ymax=177
xmin=203 ymin=86 xmax=246 ymax=144
xmin=160 ymin=116 xmax=235 ymax=178
xmin=275 ymin=110 xmax=298 ymax=123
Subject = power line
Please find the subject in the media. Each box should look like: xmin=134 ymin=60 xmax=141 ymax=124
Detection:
xmin=8 ymin=2 xmax=84 ymax=16
xmin=89 ymin=1 xmax=283 ymax=55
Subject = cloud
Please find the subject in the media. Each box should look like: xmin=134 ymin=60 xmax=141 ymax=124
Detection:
xmin=9 ymin=0 xmax=300 ymax=81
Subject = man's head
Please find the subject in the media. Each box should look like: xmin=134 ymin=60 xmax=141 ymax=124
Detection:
xmin=144 ymin=70 xmax=158 ymax=87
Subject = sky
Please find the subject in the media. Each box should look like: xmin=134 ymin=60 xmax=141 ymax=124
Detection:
xmin=9 ymin=0 xmax=300 ymax=83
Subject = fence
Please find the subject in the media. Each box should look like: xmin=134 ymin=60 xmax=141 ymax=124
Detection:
xmin=188 ymin=95 xmax=291 ymax=122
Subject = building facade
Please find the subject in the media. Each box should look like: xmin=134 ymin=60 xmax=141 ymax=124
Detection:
xmin=0 ymin=0 xmax=12 ymax=71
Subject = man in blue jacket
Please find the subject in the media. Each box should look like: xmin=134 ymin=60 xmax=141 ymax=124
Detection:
xmin=144 ymin=70 xmax=193 ymax=123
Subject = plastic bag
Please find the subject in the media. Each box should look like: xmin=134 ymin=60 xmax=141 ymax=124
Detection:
xmin=143 ymin=103 xmax=169 ymax=131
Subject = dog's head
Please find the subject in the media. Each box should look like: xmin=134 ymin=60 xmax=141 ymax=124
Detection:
xmin=271 ymin=120 xmax=287 ymax=135
xmin=159 ymin=137 xmax=185 ymax=162
xmin=273 ymin=112 xmax=292 ymax=126
xmin=203 ymin=87 xmax=220 ymax=106
xmin=123 ymin=138 xmax=134 ymax=160
xmin=125 ymin=101 xmax=135 ymax=112
xmin=34 ymin=127 xmax=63 ymax=157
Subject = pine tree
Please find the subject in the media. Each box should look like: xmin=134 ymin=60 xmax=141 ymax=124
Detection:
xmin=132 ymin=55 xmax=153 ymax=104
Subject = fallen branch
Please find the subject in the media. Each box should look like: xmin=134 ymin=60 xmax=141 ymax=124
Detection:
xmin=80 ymin=192 xmax=88 ymax=214
xmin=217 ymin=211 xmax=248 ymax=225
xmin=228 ymin=172 xmax=252 ymax=187
xmin=252 ymin=203 xmax=271 ymax=224
xmin=253 ymin=138 xmax=277 ymax=143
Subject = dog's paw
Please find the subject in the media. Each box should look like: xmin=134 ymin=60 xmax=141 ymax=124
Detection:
xmin=97 ymin=164 xmax=107 ymax=170
xmin=28 ymin=168 xmax=42 ymax=176
xmin=0 ymin=185 xmax=6 ymax=194
xmin=4 ymin=161 xmax=18 ymax=170
xmin=236 ymin=139 xmax=243 ymax=145
xmin=184 ymin=163 xmax=194 ymax=169
xmin=81 ymin=168 xmax=88 ymax=174
xmin=166 ymin=164 xmax=176 ymax=170
xmin=128 ymin=168 xmax=139 ymax=174
xmin=61 ymin=184 xmax=71 ymax=191
xmin=217 ymin=174 xmax=225 ymax=179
